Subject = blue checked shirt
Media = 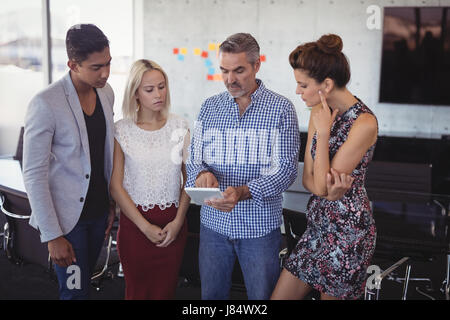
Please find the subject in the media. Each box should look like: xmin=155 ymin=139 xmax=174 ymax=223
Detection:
xmin=186 ymin=79 xmax=300 ymax=239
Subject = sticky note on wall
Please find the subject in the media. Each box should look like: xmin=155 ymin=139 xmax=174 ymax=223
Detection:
xmin=194 ymin=48 xmax=201 ymax=55
xmin=180 ymin=48 xmax=188 ymax=55
xmin=208 ymin=43 xmax=216 ymax=51
xmin=204 ymin=59 xmax=212 ymax=67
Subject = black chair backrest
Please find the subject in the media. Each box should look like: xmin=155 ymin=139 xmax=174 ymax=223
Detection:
xmin=282 ymin=209 xmax=307 ymax=254
xmin=366 ymin=161 xmax=432 ymax=202
xmin=366 ymin=161 xmax=447 ymax=261
xmin=0 ymin=188 xmax=49 ymax=268
xmin=0 ymin=197 xmax=6 ymax=247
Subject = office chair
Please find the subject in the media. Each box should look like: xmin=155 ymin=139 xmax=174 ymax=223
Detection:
xmin=0 ymin=189 xmax=50 ymax=268
xmin=1 ymin=126 xmax=120 ymax=291
xmin=0 ymin=127 xmax=24 ymax=249
xmin=91 ymin=217 xmax=120 ymax=291
xmin=0 ymin=191 xmax=120 ymax=290
xmin=0 ymin=200 xmax=6 ymax=251
xmin=280 ymin=208 xmax=308 ymax=261
xmin=280 ymin=208 xmax=324 ymax=300
xmin=365 ymin=161 xmax=449 ymax=300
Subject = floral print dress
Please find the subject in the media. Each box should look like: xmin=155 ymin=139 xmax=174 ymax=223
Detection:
xmin=284 ymin=100 xmax=377 ymax=299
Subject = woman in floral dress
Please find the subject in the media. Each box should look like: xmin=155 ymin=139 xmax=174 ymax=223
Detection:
xmin=271 ymin=34 xmax=378 ymax=300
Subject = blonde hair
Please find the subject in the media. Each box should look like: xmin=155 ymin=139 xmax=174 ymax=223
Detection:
xmin=122 ymin=59 xmax=171 ymax=122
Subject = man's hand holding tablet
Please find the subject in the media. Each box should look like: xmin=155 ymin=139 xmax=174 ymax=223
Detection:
xmin=184 ymin=187 xmax=224 ymax=205
xmin=207 ymin=186 xmax=251 ymax=212
xmin=193 ymin=171 xmax=251 ymax=212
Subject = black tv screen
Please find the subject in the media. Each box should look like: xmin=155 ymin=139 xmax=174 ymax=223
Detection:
xmin=379 ymin=7 xmax=450 ymax=106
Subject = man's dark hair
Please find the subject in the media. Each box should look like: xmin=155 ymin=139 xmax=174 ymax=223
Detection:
xmin=66 ymin=24 xmax=109 ymax=64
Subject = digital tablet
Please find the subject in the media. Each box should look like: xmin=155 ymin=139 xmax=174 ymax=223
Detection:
xmin=185 ymin=187 xmax=223 ymax=205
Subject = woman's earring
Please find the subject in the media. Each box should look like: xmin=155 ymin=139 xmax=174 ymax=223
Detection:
xmin=136 ymin=100 xmax=140 ymax=112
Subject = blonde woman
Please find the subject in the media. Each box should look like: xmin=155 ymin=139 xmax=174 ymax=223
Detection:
xmin=110 ymin=59 xmax=190 ymax=299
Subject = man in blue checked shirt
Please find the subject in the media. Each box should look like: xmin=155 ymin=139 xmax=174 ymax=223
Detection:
xmin=186 ymin=33 xmax=301 ymax=300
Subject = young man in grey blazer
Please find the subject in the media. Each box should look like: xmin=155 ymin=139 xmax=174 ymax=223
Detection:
xmin=23 ymin=24 xmax=116 ymax=299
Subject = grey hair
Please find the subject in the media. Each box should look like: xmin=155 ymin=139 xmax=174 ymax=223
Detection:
xmin=219 ymin=33 xmax=260 ymax=65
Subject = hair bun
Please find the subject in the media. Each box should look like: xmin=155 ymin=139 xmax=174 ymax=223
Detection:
xmin=317 ymin=34 xmax=343 ymax=54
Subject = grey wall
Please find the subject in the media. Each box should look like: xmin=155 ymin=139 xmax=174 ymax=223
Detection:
xmin=1 ymin=0 xmax=449 ymax=156
xmin=140 ymin=0 xmax=450 ymax=138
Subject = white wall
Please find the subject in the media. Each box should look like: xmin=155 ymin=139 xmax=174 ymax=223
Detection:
xmin=139 ymin=0 xmax=450 ymax=138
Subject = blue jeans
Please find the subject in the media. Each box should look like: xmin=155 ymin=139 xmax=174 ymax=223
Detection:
xmin=53 ymin=214 xmax=107 ymax=300
xmin=199 ymin=224 xmax=282 ymax=300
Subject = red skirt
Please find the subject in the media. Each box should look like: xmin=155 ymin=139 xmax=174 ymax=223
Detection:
xmin=117 ymin=204 xmax=187 ymax=300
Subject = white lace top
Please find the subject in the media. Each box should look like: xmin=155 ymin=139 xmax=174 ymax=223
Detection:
xmin=114 ymin=114 xmax=189 ymax=211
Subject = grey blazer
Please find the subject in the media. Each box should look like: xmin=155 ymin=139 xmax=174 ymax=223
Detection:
xmin=23 ymin=72 xmax=115 ymax=242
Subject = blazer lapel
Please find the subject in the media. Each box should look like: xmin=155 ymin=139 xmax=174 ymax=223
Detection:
xmin=97 ymin=88 xmax=114 ymax=149
xmin=61 ymin=72 xmax=90 ymax=160
xmin=96 ymin=85 xmax=114 ymax=184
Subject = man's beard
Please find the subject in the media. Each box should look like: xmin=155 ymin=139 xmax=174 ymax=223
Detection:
xmin=226 ymin=82 xmax=245 ymax=98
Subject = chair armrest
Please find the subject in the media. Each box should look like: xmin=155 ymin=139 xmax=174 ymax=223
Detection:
xmin=433 ymin=199 xmax=448 ymax=217
xmin=0 ymin=194 xmax=31 ymax=219
xmin=374 ymin=257 xmax=410 ymax=290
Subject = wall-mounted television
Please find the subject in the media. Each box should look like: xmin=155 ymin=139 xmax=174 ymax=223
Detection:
xmin=379 ymin=7 xmax=450 ymax=106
